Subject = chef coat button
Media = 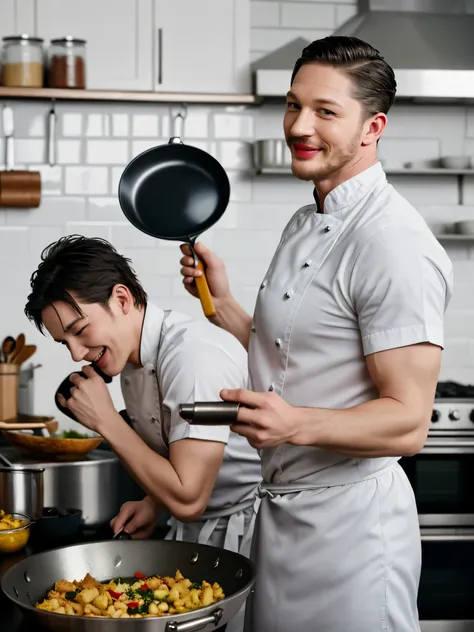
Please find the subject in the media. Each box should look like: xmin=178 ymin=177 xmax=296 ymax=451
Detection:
xmin=251 ymin=326 xmax=256 ymax=333
xmin=124 ymin=377 xmax=130 ymax=385
xmin=324 ymin=225 xmax=331 ymax=232
xmin=284 ymin=290 xmax=293 ymax=299
xmin=303 ymin=260 xmax=312 ymax=268
xmin=275 ymin=338 xmax=281 ymax=347
xmin=260 ymin=280 xmax=267 ymax=290
xmin=150 ymin=368 xmax=156 ymax=375
xmin=151 ymin=416 xmax=157 ymax=423
xmin=269 ymin=384 xmax=275 ymax=391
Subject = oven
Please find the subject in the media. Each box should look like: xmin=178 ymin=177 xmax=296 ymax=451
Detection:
xmin=399 ymin=381 xmax=474 ymax=631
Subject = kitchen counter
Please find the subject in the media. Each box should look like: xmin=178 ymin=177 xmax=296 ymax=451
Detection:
xmin=0 ymin=524 xmax=169 ymax=631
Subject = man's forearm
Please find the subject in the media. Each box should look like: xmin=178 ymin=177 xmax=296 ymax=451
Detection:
xmin=293 ymin=397 xmax=429 ymax=457
xmin=100 ymin=413 xmax=202 ymax=521
xmin=211 ymin=295 xmax=252 ymax=351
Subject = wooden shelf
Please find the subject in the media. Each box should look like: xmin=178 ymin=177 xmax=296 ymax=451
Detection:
xmin=255 ymin=166 xmax=474 ymax=204
xmin=256 ymin=167 xmax=474 ymax=176
xmin=0 ymin=86 xmax=261 ymax=105
xmin=435 ymin=234 xmax=474 ymax=241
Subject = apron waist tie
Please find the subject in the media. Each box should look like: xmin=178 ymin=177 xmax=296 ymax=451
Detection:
xmin=258 ymin=461 xmax=398 ymax=499
xmin=164 ymin=494 xmax=258 ymax=557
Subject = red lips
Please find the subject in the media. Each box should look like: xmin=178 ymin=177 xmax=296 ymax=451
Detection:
xmin=293 ymin=143 xmax=321 ymax=159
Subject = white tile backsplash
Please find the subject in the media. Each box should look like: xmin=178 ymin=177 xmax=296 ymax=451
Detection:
xmin=1 ymin=0 xmax=473 ymax=427
xmin=65 ymin=166 xmax=109 ymax=195
xmin=15 ymin=139 xmax=45 ymax=164
xmin=132 ymin=114 xmax=159 ymax=138
xmin=251 ymin=0 xmax=279 ymax=26
xmin=86 ymin=114 xmax=110 ymax=137
xmin=57 ymin=140 xmax=82 ymax=165
xmin=280 ymin=2 xmax=335 ymax=28
xmin=86 ymin=140 xmax=129 ymax=165
xmin=62 ymin=113 xmax=83 ymax=137
xmin=112 ymin=114 xmax=130 ymax=137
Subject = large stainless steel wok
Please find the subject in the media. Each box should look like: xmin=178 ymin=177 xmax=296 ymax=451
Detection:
xmin=1 ymin=539 xmax=255 ymax=631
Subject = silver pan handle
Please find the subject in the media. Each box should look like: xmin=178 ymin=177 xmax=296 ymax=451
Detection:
xmin=166 ymin=608 xmax=223 ymax=631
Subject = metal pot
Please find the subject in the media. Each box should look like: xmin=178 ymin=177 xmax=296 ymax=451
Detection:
xmin=253 ymin=139 xmax=292 ymax=172
xmin=2 ymin=539 xmax=255 ymax=632
xmin=0 ymin=465 xmax=44 ymax=521
xmin=0 ymin=448 xmax=141 ymax=528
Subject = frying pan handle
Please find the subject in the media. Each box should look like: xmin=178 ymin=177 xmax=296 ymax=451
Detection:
xmin=194 ymin=258 xmax=217 ymax=318
xmin=166 ymin=608 xmax=223 ymax=631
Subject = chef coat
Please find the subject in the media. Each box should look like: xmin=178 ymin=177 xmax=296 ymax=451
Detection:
xmin=244 ymin=162 xmax=453 ymax=632
xmin=120 ymin=304 xmax=262 ymax=632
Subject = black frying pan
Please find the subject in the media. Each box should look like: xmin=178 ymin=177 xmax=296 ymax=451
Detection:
xmin=118 ymin=108 xmax=230 ymax=317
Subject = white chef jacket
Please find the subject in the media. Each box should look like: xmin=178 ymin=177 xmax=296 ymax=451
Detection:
xmin=244 ymin=162 xmax=453 ymax=632
xmin=120 ymin=302 xmax=261 ymax=551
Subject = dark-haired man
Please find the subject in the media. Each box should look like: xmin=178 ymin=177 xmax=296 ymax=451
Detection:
xmin=25 ymin=235 xmax=261 ymax=632
xmin=179 ymin=36 xmax=453 ymax=631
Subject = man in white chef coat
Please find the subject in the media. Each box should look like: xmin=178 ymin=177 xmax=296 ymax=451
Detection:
xmin=24 ymin=235 xmax=262 ymax=631
xmin=179 ymin=36 xmax=453 ymax=631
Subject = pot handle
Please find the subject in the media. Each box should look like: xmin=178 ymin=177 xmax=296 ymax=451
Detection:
xmin=166 ymin=608 xmax=223 ymax=631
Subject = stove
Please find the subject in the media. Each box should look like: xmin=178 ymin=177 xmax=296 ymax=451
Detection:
xmin=429 ymin=381 xmax=474 ymax=440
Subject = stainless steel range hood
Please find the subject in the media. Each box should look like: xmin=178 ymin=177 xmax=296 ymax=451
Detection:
xmin=253 ymin=0 xmax=474 ymax=101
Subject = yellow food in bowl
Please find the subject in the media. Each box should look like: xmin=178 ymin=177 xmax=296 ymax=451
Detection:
xmin=0 ymin=509 xmax=30 ymax=553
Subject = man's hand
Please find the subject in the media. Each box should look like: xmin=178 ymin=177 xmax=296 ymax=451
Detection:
xmin=110 ymin=497 xmax=159 ymax=540
xmin=56 ymin=364 xmax=116 ymax=433
xmin=221 ymin=388 xmax=299 ymax=449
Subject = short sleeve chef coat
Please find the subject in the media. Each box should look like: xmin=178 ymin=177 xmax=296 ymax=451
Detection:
xmin=121 ymin=303 xmax=261 ymax=513
xmin=249 ymin=161 xmax=453 ymax=485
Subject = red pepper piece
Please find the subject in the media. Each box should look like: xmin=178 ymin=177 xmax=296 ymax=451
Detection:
xmin=134 ymin=571 xmax=146 ymax=579
xmin=139 ymin=584 xmax=149 ymax=591
xmin=127 ymin=601 xmax=139 ymax=609
xmin=108 ymin=589 xmax=123 ymax=600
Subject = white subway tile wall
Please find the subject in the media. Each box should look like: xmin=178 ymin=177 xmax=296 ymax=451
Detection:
xmin=0 ymin=0 xmax=473 ymax=428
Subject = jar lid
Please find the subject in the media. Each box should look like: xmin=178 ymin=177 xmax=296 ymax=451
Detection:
xmin=2 ymin=34 xmax=44 ymax=43
xmin=50 ymin=36 xmax=86 ymax=45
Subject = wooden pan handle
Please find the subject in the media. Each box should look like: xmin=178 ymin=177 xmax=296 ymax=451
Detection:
xmin=194 ymin=258 xmax=216 ymax=318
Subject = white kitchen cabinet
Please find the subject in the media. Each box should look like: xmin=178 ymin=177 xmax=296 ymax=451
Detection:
xmin=34 ymin=0 xmax=153 ymax=90
xmin=153 ymin=0 xmax=250 ymax=94
xmin=0 ymin=0 xmax=35 ymax=40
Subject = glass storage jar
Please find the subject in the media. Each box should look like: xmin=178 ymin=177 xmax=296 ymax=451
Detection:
xmin=48 ymin=36 xmax=86 ymax=89
xmin=1 ymin=35 xmax=44 ymax=87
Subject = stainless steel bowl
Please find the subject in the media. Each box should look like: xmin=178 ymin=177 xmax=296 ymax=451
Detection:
xmin=0 ymin=466 xmax=44 ymax=521
xmin=253 ymin=139 xmax=291 ymax=171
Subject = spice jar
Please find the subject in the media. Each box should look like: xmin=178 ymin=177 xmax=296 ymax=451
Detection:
xmin=1 ymin=35 xmax=44 ymax=87
xmin=48 ymin=36 xmax=86 ymax=89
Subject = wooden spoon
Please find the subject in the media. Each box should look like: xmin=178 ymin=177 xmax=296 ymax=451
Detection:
xmin=1 ymin=336 xmax=15 ymax=363
xmin=0 ymin=420 xmax=58 ymax=433
xmin=8 ymin=333 xmax=25 ymax=363
xmin=12 ymin=344 xmax=36 ymax=366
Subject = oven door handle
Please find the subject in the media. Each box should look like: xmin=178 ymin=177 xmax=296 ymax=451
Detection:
xmin=422 ymin=439 xmax=474 ymax=453
xmin=421 ymin=534 xmax=474 ymax=542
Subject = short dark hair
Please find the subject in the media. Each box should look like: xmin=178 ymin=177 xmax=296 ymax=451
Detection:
xmin=25 ymin=235 xmax=147 ymax=333
xmin=291 ymin=35 xmax=397 ymax=116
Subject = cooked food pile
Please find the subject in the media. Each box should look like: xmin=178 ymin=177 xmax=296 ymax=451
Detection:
xmin=0 ymin=510 xmax=28 ymax=531
xmin=0 ymin=509 xmax=30 ymax=553
xmin=36 ymin=569 xmax=225 ymax=618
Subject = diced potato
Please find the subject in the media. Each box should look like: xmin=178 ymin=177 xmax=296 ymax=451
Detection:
xmin=202 ymin=586 xmax=213 ymax=607
xmin=148 ymin=603 xmax=158 ymax=615
xmin=153 ymin=589 xmax=169 ymax=600
xmin=92 ymin=593 xmax=109 ymax=610
xmin=76 ymin=587 xmax=99 ymax=605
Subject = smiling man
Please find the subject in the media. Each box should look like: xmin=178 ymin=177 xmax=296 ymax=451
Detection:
xmin=24 ymin=235 xmax=261 ymax=632
xmin=179 ymin=36 xmax=454 ymax=631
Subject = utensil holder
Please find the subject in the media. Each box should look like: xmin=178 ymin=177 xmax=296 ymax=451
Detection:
xmin=0 ymin=363 xmax=20 ymax=421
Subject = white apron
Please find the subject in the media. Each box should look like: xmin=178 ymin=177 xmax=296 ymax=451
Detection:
xmin=121 ymin=312 xmax=258 ymax=632
xmin=244 ymin=164 xmax=452 ymax=631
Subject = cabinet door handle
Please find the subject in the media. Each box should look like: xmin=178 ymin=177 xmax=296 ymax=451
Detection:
xmin=157 ymin=28 xmax=163 ymax=85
